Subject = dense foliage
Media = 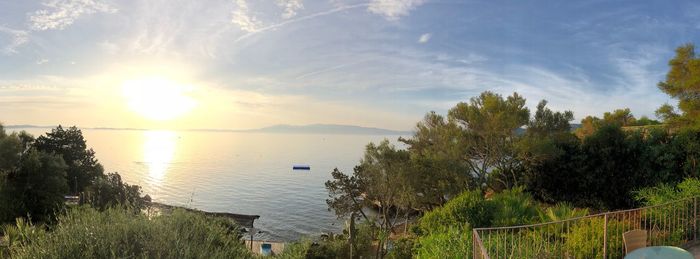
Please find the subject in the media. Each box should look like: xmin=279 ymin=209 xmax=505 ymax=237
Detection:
xmin=3 ymin=207 xmax=252 ymax=259
xmin=33 ymin=126 xmax=104 ymax=193
xmin=0 ymin=124 xmax=150 ymax=225
xmin=657 ymin=44 xmax=700 ymax=130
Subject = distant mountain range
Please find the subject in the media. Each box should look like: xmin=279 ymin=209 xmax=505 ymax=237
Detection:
xmin=5 ymin=124 xmax=411 ymax=135
xmin=6 ymin=123 xmax=583 ymax=135
xmin=246 ymin=124 xmax=411 ymax=135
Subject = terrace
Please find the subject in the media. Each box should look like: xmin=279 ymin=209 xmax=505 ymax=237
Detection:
xmin=473 ymin=197 xmax=700 ymax=258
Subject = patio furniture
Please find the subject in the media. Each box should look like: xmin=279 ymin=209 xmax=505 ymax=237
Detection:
xmin=623 ymin=229 xmax=647 ymax=254
xmin=623 ymin=246 xmax=693 ymax=259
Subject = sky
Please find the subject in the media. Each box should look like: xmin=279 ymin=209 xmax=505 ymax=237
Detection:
xmin=1 ymin=0 xmax=699 ymax=131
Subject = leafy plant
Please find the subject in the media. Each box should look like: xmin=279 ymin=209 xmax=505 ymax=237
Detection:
xmin=7 ymin=207 xmax=252 ymax=259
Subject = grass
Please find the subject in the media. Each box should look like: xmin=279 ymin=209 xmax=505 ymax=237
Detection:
xmin=2 ymin=206 xmax=254 ymax=259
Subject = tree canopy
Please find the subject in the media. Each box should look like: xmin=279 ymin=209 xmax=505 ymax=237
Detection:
xmin=657 ymin=43 xmax=700 ymax=129
xmin=33 ymin=126 xmax=104 ymax=194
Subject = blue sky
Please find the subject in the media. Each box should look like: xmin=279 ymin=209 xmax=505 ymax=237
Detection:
xmin=0 ymin=0 xmax=698 ymax=130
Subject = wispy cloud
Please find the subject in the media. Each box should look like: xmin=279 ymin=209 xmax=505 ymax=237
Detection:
xmin=418 ymin=33 xmax=431 ymax=43
xmin=231 ymin=0 xmax=263 ymax=32
xmin=295 ymin=59 xmax=370 ymax=80
xmin=0 ymin=26 xmax=29 ymax=55
xmin=367 ymin=0 xmax=427 ymax=21
xmin=277 ymin=0 xmax=304 ymax=19
xmin=36 ymin=59 xmax=49 ymax=65
xmin=28 ymin=0 xmax=117 ymax=31
xmin=233 ymin=3 xmax=369 ymax=43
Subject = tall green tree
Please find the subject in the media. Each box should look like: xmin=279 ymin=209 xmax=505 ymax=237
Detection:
xmin=519 ymin=101 xmax=582 ymax=204
xmin=603 ymin=108 xmax=636 ymax=127
xmin=657 ymin=43 xmax=700 ymax=129
xmin=0 ymin=124 xmax=69 ymax=223
xmin=448 ymin=91 xmax=530 ymax=190
xmin=33 ymin=126 xmax=104 ymax=193
xmin=326 ymin=140 xmax=415 ymax=258
xmin=525 ymin=100 xmax=574 ymax=138
xmin=399 ymin=112 xmax=474 ymax=206
xmin=1 ymin=149 xmax=68 ymax=222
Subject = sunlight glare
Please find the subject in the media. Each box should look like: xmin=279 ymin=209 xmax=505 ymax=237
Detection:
xmin=122 ymin=77 xmax=197 ymax=121
xmin=143 ymin=130 xmax=177 ymax=181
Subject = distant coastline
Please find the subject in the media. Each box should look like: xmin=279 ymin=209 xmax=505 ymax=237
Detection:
xmin=5 ymin=123 xmax=412 ymax=135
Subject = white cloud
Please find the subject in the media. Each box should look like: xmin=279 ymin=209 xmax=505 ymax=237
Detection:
xmin=36 ymin=59 xmax=49 ymax=65
xmin=232 ymin=0 xmax=263 ymax=32
xmin=418 ymin=33 xmax=431 ymax=43
xmin=233 ymin=3 xmax=368 ymax=43
xmin=28 ymin=0 xmax=117 ymax=31
xmin=277 ymin=0 xmax=304 ymax=19
xmin=368 ymin=0 xmax=426 ymax=21
xmin=0 ymin=26 xmax=29 ymax=55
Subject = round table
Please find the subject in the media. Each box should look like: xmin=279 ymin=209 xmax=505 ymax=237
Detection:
xmin=624 ymin=246 xmax=693 ymax=259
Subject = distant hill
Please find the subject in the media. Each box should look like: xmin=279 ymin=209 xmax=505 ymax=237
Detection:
xmin=5 ymin=123 xmax=583 ymax=135
xmin=248 ymin=124 xmax=411 ymax=135
xmin=4 ymin=124 xmax=52 ymax=129
xmin=4 ymin=124 xmax=411 ymax=135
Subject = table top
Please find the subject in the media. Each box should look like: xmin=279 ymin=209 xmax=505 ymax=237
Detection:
xmin=624 ymin=246 xmax=694 ymax=259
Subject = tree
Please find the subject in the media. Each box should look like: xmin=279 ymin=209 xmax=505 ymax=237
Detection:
xmin=633 ymin=116 xmax=661 ymax=126
xmin=657 ymin=43 xmax=700 ymax=129
xmin=518 ymin=101 xmax=583 ymax=205
xmin=33 ymin=126 xmax=104 ymax=194
xmin=0 ymin=125 xmax=23 ymax=175
xmin=83 ymin=172 xmax=151 ymax=210
xmin=655 ymin=103 xmax=680 ymax=124
xmin=525 ymin=100 xmax=574 ymax=138
xmin=575 ymin=116 xmax=602 ymax=138
xmin=325 ymin=140 xmax=415 ymax=258
xmin=447 ymin=91 xmax=530 ymax=190
xmin=1 ymin=149 xmax=68 ymax=222
xmin=399 ymin=112 xmax=474 ymax=206
xmin=603 ymin=108 xmax=636 ymax=127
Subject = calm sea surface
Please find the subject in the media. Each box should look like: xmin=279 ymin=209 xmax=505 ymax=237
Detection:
xmin=18 ymin=128 xmax=402 ymax=241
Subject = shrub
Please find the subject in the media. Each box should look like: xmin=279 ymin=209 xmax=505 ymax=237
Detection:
xmin=418 ymin=190 xmax=493 ymax=232
xmin=490 ymin=188 xmax=540 ymax=227
xmin=7 ymin=207 xmax=252 ymax=259
xmin=635 ymin=178 xmax=700 ymax=204
xmin=386 ymin=237 xmax=415 ymax=259
xmin=83 ymin=172 xmax=151 ymax=210
xmin=564 ymin=218 xmax=624 ymax=259
xmin=414 ymin=225 xmax=470 ymax=259
xmin=538 ymin=202 xmax=588 ymax=222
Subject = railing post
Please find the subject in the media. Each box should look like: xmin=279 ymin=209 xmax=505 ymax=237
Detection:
xmin=473 ymin=229 xmax=477 ymax=259
xmin=603 ymin=213 xmax=608 ymax=259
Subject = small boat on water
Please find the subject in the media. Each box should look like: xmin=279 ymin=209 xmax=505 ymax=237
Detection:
xmin=293 ymin=165 xmax=310 ymax=170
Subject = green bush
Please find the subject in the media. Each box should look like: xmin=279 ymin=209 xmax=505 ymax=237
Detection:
xmin=414 ymin=225 xmax=470 ymax=259
xmin=564 ymin=218 xmax=624 ymax=259
xmin=635 ymin=178 xmax=700 ymax=206
xmin=275 ymin=240 xmax=312 ymax=259
xmin=386 ymin=237 xmax=415 ymax=259
xmin=83 ymin=172 xmax=151 ymax=210
xmin=7 ymin=206 xmax=252 ymax=259
xmin=418 ymin=190 xmax=493 ymax=232
xmin=490 ymin=188 xmax=540 ymax=227
xmin=538 ymin=202 xmax=588 ymax=222
xmin=276 ymin=220 xmax=377 ymax=259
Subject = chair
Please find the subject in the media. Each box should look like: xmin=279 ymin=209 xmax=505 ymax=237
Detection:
xmin=623 ymin=229 xmax=647 ymax=254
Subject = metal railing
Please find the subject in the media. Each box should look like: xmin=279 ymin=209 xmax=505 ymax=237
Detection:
xmin=473 ymin=197 xmax=698 ymax=259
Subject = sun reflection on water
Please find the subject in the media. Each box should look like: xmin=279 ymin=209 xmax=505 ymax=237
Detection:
xmin=143 ymin=130 xmax=177 ymax=182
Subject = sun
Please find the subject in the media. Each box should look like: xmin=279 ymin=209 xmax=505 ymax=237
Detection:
xmin=121 ymin=77 xmax=197 ymax=121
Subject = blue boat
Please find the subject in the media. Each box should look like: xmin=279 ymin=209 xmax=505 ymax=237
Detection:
xmin=293 ymin=165 xmax=310 ymax=170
